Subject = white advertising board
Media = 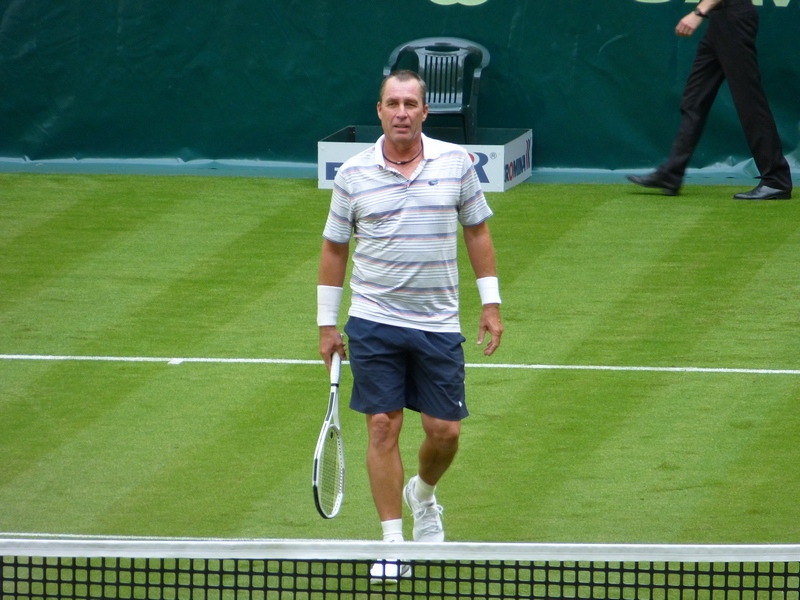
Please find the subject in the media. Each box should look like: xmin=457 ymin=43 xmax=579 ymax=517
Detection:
xmin=318 ymin=127 xmax=532 ymax=193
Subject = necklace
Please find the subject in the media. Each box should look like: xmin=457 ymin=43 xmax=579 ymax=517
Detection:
xmin=384 ymin=144 xmax=423 ymax=166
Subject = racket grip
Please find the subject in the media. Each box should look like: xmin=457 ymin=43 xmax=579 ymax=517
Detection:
xmin=330 ymin=350 xmax=342 ymax=385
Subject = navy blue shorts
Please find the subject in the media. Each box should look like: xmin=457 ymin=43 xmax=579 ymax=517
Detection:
xmin=344 ymin=317 xmax=468 ymax=421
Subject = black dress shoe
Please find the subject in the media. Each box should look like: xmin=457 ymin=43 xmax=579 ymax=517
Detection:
xmin=733 ymin=185 xmax=792 ymax=200
xmin=626 ymin=173 xmax=680 ymax=196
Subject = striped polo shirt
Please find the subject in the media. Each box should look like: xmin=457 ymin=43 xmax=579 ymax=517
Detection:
xmin=323 ymin=133 xmax=493 ymax=333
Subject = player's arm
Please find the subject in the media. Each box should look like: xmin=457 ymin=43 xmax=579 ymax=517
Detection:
xmin=318 ymin=238 xmax=349 ymax=370
xmin=463 ymin=221 xmax=503 ymax=356
xmin=676 ymin=0 xmax=721 ymax=36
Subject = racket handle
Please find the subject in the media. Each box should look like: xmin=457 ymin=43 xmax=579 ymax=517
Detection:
xmin=330 ymin=350 xmax=342 ymax=385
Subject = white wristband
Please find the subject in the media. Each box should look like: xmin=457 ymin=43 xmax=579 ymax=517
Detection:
xmin=317 ymin=285 xmax=343 ymax=326
xmin=476 ymin=276 xmax=501 ymax=305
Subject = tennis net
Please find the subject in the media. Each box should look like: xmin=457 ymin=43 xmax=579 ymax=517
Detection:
xmin=2 ymin=536 xmax=799 ymax=600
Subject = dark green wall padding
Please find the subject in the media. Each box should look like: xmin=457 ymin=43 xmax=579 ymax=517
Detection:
xmin=1 ymin=0 xmax=798 ymax=171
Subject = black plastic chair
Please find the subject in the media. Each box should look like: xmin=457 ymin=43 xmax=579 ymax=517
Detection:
xmin=383 ymin=37 xmax=490 ymax=144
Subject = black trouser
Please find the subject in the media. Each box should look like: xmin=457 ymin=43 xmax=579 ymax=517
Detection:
xmin=657 ymin=0 xmax=792 ymax=190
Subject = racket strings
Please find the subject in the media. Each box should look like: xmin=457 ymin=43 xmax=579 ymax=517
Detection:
xmin=319 ymin=429 xmax=344 ymax=515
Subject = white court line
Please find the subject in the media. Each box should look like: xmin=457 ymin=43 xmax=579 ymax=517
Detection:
xmin=1 ymin=354 xmax=799 ymax=375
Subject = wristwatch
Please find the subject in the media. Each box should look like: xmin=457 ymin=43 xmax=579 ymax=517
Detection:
xmin=693 ymin=8 xmax=708 ymax=17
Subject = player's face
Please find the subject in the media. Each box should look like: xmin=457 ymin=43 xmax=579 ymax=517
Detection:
xmin=377 ymin=77 xmax=428 ymax=149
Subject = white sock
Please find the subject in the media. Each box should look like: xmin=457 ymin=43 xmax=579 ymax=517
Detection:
xmin=381 ymin=518 xmax=403 ymax=543
xmin=413 ymin=475 xmax=436 ymax=503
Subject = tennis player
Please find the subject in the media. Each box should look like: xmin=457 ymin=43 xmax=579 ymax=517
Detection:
xmin=317 ymin=70 xmax=503 ymax=581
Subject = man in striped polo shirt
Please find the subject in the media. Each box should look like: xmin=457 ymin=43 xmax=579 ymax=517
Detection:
xmin=317 ymin=70 xmax=503 ymax=580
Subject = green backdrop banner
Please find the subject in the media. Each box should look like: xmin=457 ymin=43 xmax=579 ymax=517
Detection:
xmin=1 ymin=0 xmax=798 ymax=170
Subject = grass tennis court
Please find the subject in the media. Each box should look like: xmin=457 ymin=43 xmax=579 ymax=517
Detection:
xmin=1 ymin=173 xmax=798 ymax=544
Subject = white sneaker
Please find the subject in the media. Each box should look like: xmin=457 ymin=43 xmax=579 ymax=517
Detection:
xmin=369 ymin=560 xmax=411 ymax=585
xmin=403 ymin=476 xmax=445 ymax=542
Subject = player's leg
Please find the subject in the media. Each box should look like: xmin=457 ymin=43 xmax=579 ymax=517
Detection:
xmin=365 ymin=410 xmax=412 ymax=583
xmin=345 ymin=317 xmax=412 ymax=583
xmin=365 ymin=410 xmax=405 ymax=522
xmin=403 ymin=329 xmax=468 ymax=542
xmin=403 ymin=415 xmax=460 ymax=543
xmin=346 ymin=316 xmax=409 ymax=529
xmin=418 ymin=414 xmax=461 ymax=487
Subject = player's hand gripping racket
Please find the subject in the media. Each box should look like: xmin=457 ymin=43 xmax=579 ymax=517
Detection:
xmin=312 ymin=349 xmax=345 ymax=518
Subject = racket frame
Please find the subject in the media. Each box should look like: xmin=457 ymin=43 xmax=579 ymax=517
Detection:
xmin=312 ymin=351 xmax=345 ymax=518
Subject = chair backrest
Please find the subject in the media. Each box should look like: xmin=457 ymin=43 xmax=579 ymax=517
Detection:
xmin=417 ymin=46 xmax=471 ymax=109
xmin=383 ymin=37 xmax=490 ymax=114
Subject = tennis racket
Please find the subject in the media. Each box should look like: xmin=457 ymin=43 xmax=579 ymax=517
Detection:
xmin=312 ymin=349 xmax=345 ymax=519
